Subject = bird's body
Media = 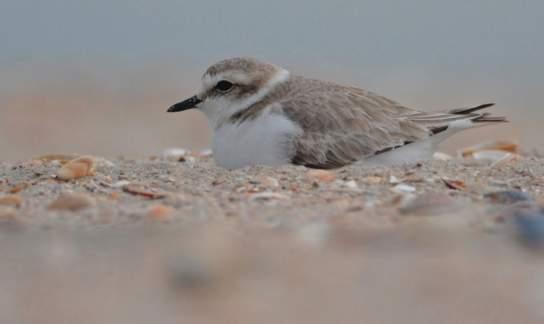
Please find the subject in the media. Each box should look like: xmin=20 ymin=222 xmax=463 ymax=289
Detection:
xmin=212 ymin=107 xmax=300 ymax=169
xmin=168 ymin=57 xmax=507 ymax=169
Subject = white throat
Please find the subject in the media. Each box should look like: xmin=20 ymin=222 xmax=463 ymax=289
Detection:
xmin=199 ymin=68 xmax=290 ymax=128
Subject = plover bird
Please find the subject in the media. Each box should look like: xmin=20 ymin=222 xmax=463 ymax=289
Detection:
xmin=168 ymin=57 xmax=507 ymax=169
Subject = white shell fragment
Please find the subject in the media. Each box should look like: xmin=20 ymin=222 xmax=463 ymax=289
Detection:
xmin=56 ymin=156 xmax=96 ymax=181
xmin=392 ymin=184 xmax=417 ymax=194
xmin=162 ymin=148 xmax=188 ymax=161
xmin=433 ymin=152 xmax=453 ymax=161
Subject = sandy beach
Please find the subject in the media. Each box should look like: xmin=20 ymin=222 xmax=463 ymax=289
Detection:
xmin=1 ymin=151 xmax=544 ymax=323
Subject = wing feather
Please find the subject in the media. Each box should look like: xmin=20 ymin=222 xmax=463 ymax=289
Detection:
xmin=266 ymin=76 xmax=504 ymax=169
xmin=276 ymin=78 xmax=428 ymax=168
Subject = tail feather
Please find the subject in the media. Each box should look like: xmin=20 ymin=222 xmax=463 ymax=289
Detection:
xmin=424 ymin=103 xmax=507 ymax=136
xmin=472 ymin=112 xmax=508 ymax=123
xmin=448 ymin=103 xmax=507 ymax=124
xmin=448 ymin=103 xmax=496 ymax=115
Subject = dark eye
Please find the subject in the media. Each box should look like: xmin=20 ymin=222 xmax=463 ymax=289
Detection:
xmin=215 ymin=80 xmax=233 ymax=92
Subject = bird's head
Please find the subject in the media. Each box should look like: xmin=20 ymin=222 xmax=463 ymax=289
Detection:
xmin=168 ymin=57 xmax=290 ymax=127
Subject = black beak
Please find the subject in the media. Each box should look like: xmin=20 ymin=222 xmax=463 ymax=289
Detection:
xmin=167 ymin=95 xmax=202 ymax=112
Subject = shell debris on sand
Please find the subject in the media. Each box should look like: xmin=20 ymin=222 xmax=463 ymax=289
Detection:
xmin=485 ymin=191 xmax=532 ymax=205
xmin=48 ymin=192 xmax=96 ymax=212
xmin=248 ymin=192 xmax=290 ymax=202
xmin=147 ymin=204 xmax=175 ymax=222
xmin=433 ymin=152 xmax=453 ymax=161
xmin=0 ymin=206 xmax=18 ymax=220
xmin=399 ymin=192 xmax=463 ymax=216
xmin=515 ymin=208 xmax=544 ymax=250
xmin=33 ymin=154 xmax=80 ymax=164
xmin=0 ymin=206 xmax=22 ymax=230
xmin=306 ymin=170 xmax=336 ymax=183
xmin=442 ymin=178 xmax=467 ymax=191
xmin=460 ymin=140 xmax=519 ymax=158
xmin=392 ymin=184 xmax=417 ymax=194
xmin=56 ymin=156 xmax=96 ymax=181
xmin=459 ymin=140 xmax=521 ymax=166
xmin=0 ymin=195 xmax=23 ymax=208
xmin=162 ymin=148 xmax=188 ymax=162
xmin=122 ymin=183 xmax=169 ymax=199
xmin=255 ymin=176 xmax=280 ymax=188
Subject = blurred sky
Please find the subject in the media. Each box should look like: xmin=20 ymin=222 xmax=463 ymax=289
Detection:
xmin=1 ymin=1 xmax=542 ymax=75
xmin=0 ymin=0 xmax=542 ymax=158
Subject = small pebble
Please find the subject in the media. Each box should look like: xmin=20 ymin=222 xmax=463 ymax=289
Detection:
xmin=307 ymin=169 xmax=336 ymax=183
xmin=147 ymin=204 xmax=174 ymax=222
xmin=0 ymin=195 xmax=23 ymax=208
xmin=162 ymin=148 xmax=188 ymax=162
xmin=433 ymin=152 xmax=453 ymax=161
xmin=400 ymin=193 xmax=460 ymax=216
xmin=389 ymin=175 xmax=400 ymax=184
xmin=34 ymin=154 xmax=78 ymax=164
xmin=0 ymin=206 xmax=17 ymax=220
xmin=9 ymin=183 xmax=29 ymax=194
xmin=123 ymin=184 xmax=168 ymax=199
xmin=256 ymin=176 xmax=280 ymax=188
xmin=392 ymin=184 xmax=416 ymax=194
xmin=113 ymin=180 xmax=131 ymax=188
xmin=195 ymin=149 xmax=213 ymax=158
xmin=0 ymin=206 xmax=22 ymax=230
xmin=249 ymin=192 xmax=289 ymax=201
xmin=56 ymin=156 xmax=96 ymax=181
xmin=48 ymin=192 xmax=96 ymax=211
xmin=342 ymin=180 xmax=359 ymax=190
xmin=515 ymin=208 xmax=544 ymax=249
xmin=442 ymin=178 xmax=467 ymax=191
xmin=485 ymin=191 xmax=532 ymax=204
xmin=460 ymin=141 xmax=519 ymax=158
xmin=361 ymin=176 xmax=384 ymax=184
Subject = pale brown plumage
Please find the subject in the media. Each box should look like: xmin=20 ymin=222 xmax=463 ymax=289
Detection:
xmin=233 ymin=75 xmax=506 ymax=169
xmin=170 ymin=57 xmax=507 ymax=169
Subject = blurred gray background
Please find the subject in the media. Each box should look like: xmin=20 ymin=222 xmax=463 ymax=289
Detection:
xmin=0 ymin=0 xmax=541 ymax=160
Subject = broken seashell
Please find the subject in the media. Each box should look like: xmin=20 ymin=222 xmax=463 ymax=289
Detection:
xmin=0 ymin=206 xmax=22 ymax=230
xmin=459 ymin=141 xmax=519 ymax=159
xmin=361 ymin=176 xmax=384 ymax=185
xmin=8 ymin=183 xmax=29 ymax=194
xmin=48 ymin=192 xmax=96 ymax=211
xmin=389 ymin=175 xmax=400 ymax=184
xmin=476 ymin=151 xmax=517 ymax=162
xmin=248 ymin=192 xmax=289 ymax=201
xmin=0 ymin=206 xmax=17 ymax=219
xmin=34 ymin=154 xmax=79 ymax=164
xmin=442 ymin=178 xmax=467 ymax=191
xmin=433 ymin=152 xmax=453 ymax=161
xmin=0 ymin=195 xmax=23 ymax=208
xmin=123 ymin=184 xmax=168 ymax=199
xmin=484 ymin=191 xmax=532 ymax=204
xmin=147 ymin=204 xmax=175 ymax=222
xmin=112 ymin=180 xmax=131 ymax=188
xmin=256 ymin=176 xmax=280 ymax=188
xmin=515 ymin=208 xmax=544 ymax=250
xmin=392 ymin=184 xmax=416 ymax=194
xmin=162 ymin=148 xmax=188 ymax=162
xmin=342 ymin=180 xmax=359 ymax=190
xmin=400 ymin=192 xmax=461 ymax=216
xmin=192 ymin=149 xmax=213 ymax=158
xmin=56 ymin=156 xmax=96 ymax=181
xmin=306 ymin=170 xmax=336 ymax=183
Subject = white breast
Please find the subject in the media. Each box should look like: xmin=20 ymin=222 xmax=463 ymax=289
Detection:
xmin=212 ymin=110 xmax=302 ymax=169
